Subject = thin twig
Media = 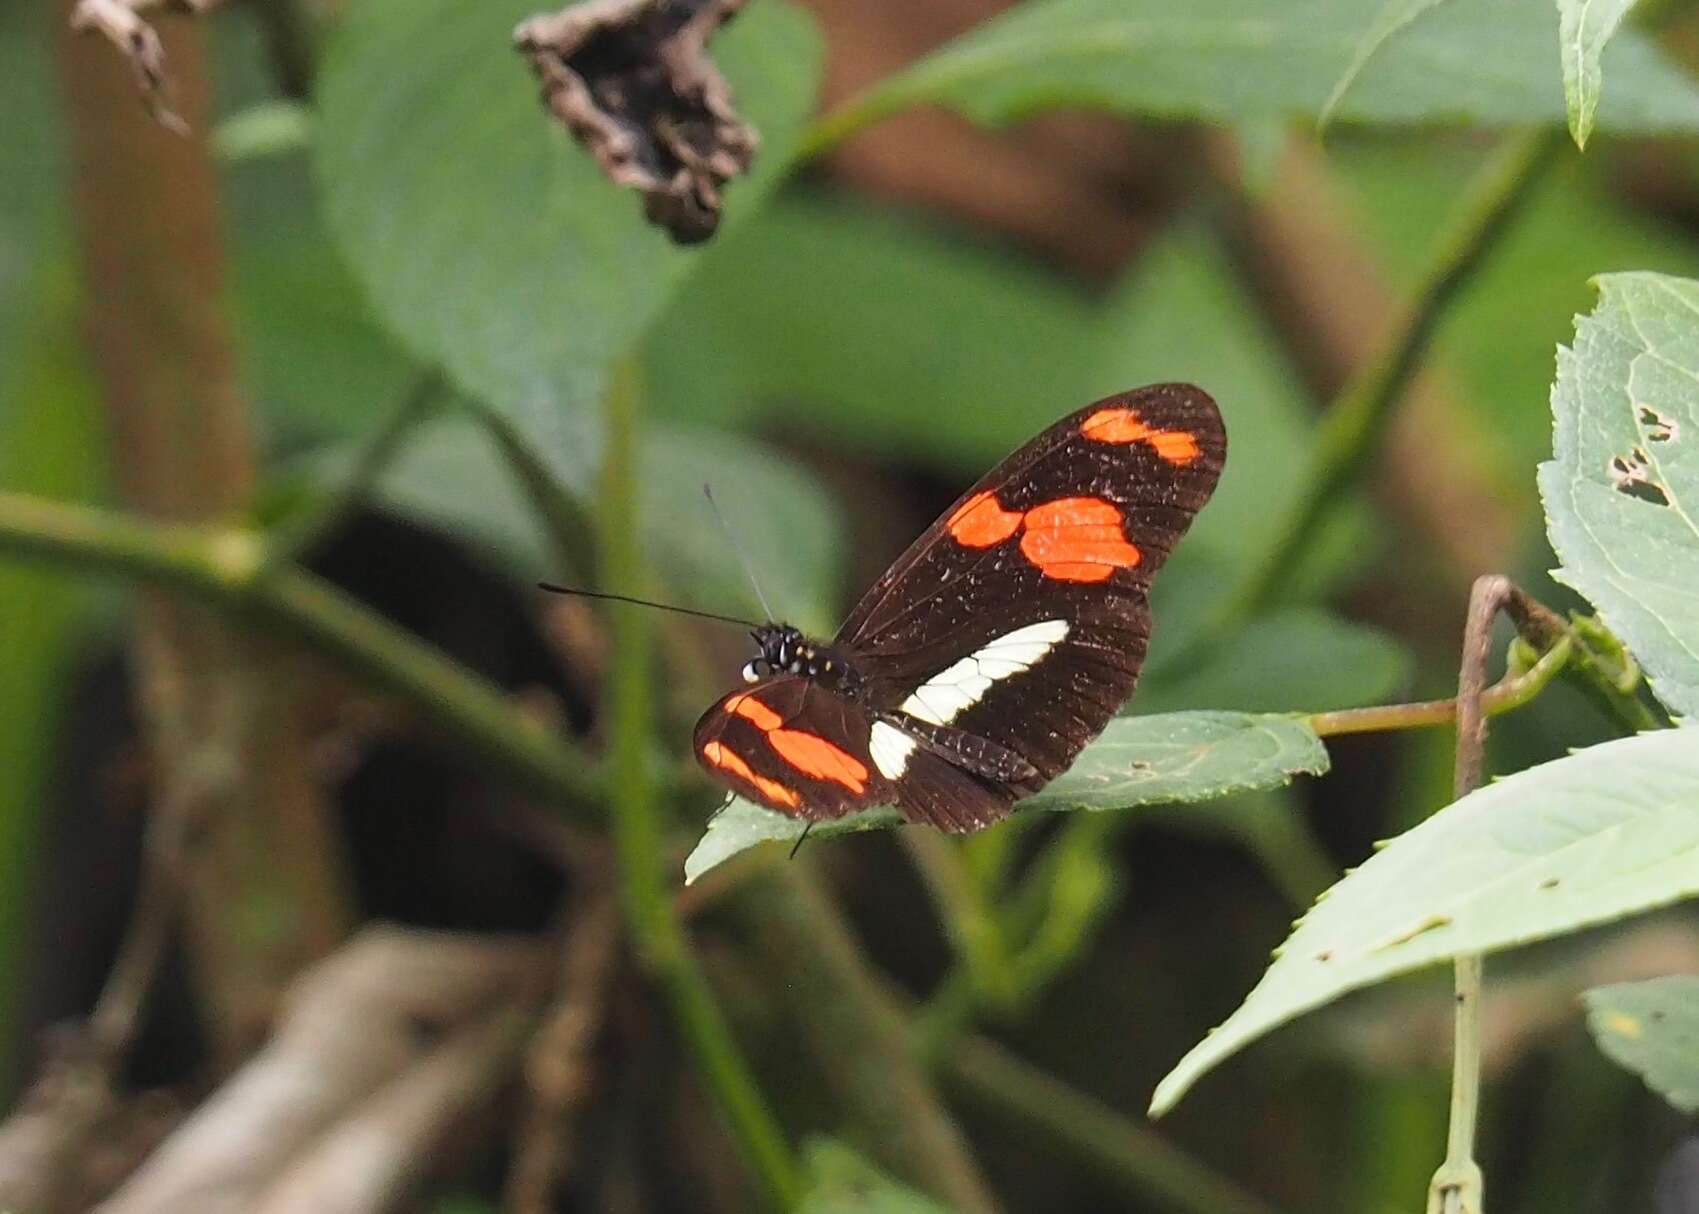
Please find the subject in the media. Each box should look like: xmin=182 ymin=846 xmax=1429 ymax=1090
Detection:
xmin=0 ymin=490 xmax=600 ymax=814
xmin=595 ymin=363 xmax=800 ymax=1211
xmin=1307 ymin=632 xmax=1572 ymax=738
xmin=1426 ymin=573 xmax=1514 ymax=1214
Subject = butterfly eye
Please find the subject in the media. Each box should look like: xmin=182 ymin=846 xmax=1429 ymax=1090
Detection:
xmin=741 ymin=661 xmax=762 ymax=684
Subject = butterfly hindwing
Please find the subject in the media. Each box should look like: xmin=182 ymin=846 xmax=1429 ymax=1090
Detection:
xmin=693 ymin=677 xmax=896 ymax=821
xmin=837 ymin=384 xmax=1226 ymax=790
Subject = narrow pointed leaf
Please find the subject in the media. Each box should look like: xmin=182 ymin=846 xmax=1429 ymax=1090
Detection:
xmin=1559 ymin=0 xmax=1639 ymax=149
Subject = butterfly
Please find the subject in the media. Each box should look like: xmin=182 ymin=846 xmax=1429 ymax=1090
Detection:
xmin=693 ymin=384 xmax=1226 ymax=833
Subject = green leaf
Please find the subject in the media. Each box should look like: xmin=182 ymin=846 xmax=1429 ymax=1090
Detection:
xmin=1137 ymin=609 xmax=1412 ymax=715
xmin=1317 ymin=0 xmax=1454 ymax=131
xmin=1152 ymin=729 xmax=1699 ymax=1116
xmin=833 ymin=0 xmax=1699 ymax=136
xmin=315 ymin=0 xmax=821 ymax=475
xmin=1584 ymin=974 xmax=1699 ymax=1112
xmin=684 ymin=711 xmax=1328 ymax=883
xmin=317 ymin=413 xmax=843 ymax=631
xmin=1539 ymin=272 xmax=1699 ymax=721
xmin=644 ymin=192 xmax=1099 ymax=473
xmin=227 ymin=164 xmax=416 ymax=445
xmin=1559 ymin=0 xmax=1639 ymax=150
xmin=798 ymin=1140 xmax=956 ymax=1214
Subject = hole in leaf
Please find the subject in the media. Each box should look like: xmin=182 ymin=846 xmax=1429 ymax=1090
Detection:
xmin=1638 ymin=405 xmax=1677 ymax=443
xmin=1608 ymin=449 xmax=1671 ymax=506
xmin=1621 ymin=478 xmax=1671 ymax=506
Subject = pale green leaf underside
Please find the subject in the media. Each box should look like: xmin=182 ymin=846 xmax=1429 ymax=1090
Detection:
xmin=1153 ymin=730 xmax=1699 ymax=1116
xmin=846 ymin=0 xmax=1699 ymax=134
xmin=1584 ymin=974 xmax=1699 ymax=1112
xmin=1539 ymin=272 xmax=1699 ymax=721
xmin=684 ymin=711 xmax=1328 ymax=884
xmin=315 ymin=0 xmax=820 ymax=483
xmin=1559 ymin=0 xmax=1639 ymax=149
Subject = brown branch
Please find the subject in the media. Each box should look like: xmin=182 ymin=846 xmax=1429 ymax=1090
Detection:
xmin=96 ymin=929 xmax=548 ymax=1214
xmin=506 ymin=893 xmax=623 ymax=1214
xmin=58 ymin=0 xmax=352 ymax=1062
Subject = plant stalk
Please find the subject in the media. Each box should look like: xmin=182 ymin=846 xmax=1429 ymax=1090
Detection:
xmin=595 ymin=363 xmax=800 ymax=1211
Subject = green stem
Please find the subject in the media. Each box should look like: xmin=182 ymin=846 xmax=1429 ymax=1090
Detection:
xmin=596 ymin=364 xmax=800 ymax=1212
xmin=0 ymin=489 xmax=599 ymax=812
xmin=474 ymin=400 xmax=598 ymax=580
xmin=1225 ymin=128 xmax=1562 ymax=622
xmin=1307 ymin=632 xmax=1572 ymax=738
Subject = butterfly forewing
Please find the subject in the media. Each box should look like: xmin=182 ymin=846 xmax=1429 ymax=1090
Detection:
xmin=839 ymin=384 xmax=1226 ymax=792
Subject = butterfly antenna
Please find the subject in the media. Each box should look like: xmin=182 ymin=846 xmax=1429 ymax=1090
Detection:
xmin=536 ymin=583 xmax=762 ymax=629
xmin=788 ymin=820 xmax=816 ymax=860
xmin=703 ymin=483 xmax=776 ymax=622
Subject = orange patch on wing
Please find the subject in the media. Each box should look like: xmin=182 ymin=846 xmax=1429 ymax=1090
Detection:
xmin=769 ymin=729 xmax=869 ymax=793
xmin=701 ymin=740 xmax=800 ymax=808
xmin=728 ymin=694 xmax=784 ymax=732
xmin=947 ymin=490 xmax=1024 ymax=548
xmin=1080 ymin=407 xmax=1201 ymax=465
xmin=1019 ymin=496 xmax=1142 ymax=583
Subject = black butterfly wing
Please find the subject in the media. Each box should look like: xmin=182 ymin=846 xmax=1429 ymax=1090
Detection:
xmin=836 ymin=384 xmax=1226 ymax=793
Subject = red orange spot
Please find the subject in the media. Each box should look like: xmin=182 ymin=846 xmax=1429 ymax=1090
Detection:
xmin=1019 ymin=497 xmax=1142 ymax=583
xmin=728 ymin=694 xmax=784 ymax=732
xmin=769 ymin=729 xmax=869 ymax=793
xmin=702 ymin=740 xmax=800 ymax=808
xmin=947 ymin=490 xmax=1024 ymax=548
xmin=1080 ymin=407 xmax=1201 ymax=465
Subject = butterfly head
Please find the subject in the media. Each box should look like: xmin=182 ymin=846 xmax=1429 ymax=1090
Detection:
xmin=743 ymin=624 xmax=858 ymax=689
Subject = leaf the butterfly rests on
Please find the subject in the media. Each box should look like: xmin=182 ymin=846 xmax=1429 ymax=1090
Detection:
xmin=694 ymin=384 xmax=1227 ymax=834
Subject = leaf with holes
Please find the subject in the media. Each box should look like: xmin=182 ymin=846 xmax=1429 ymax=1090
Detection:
xmin=1152 ymin=730 xmax=1699 ymax=1116
xmin=1585 ymin=975 xmax=1699 ymax=1112
xmin=1559 ymin=0 xmax=1640 ymax=149
xmin=315 ymin=0 xmax=820 ymax=481
xmin=1539 ymin=272 xmax=1699 ymax=721
xmin=684 ymin=711 xmax=1328 ymax=883
xmin=827 ymin=0 xmax=1699 ymax=138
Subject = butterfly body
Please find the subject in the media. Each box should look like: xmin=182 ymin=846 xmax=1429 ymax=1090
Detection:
xmin=694 ymin=384 xmax=1227 ymax=834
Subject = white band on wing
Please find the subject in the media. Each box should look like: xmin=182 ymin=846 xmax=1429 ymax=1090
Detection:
xmin=899 ymin=619 xmax=1070 ymax=728
xmin=869 ymin=720 xmax=919 ymax=779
